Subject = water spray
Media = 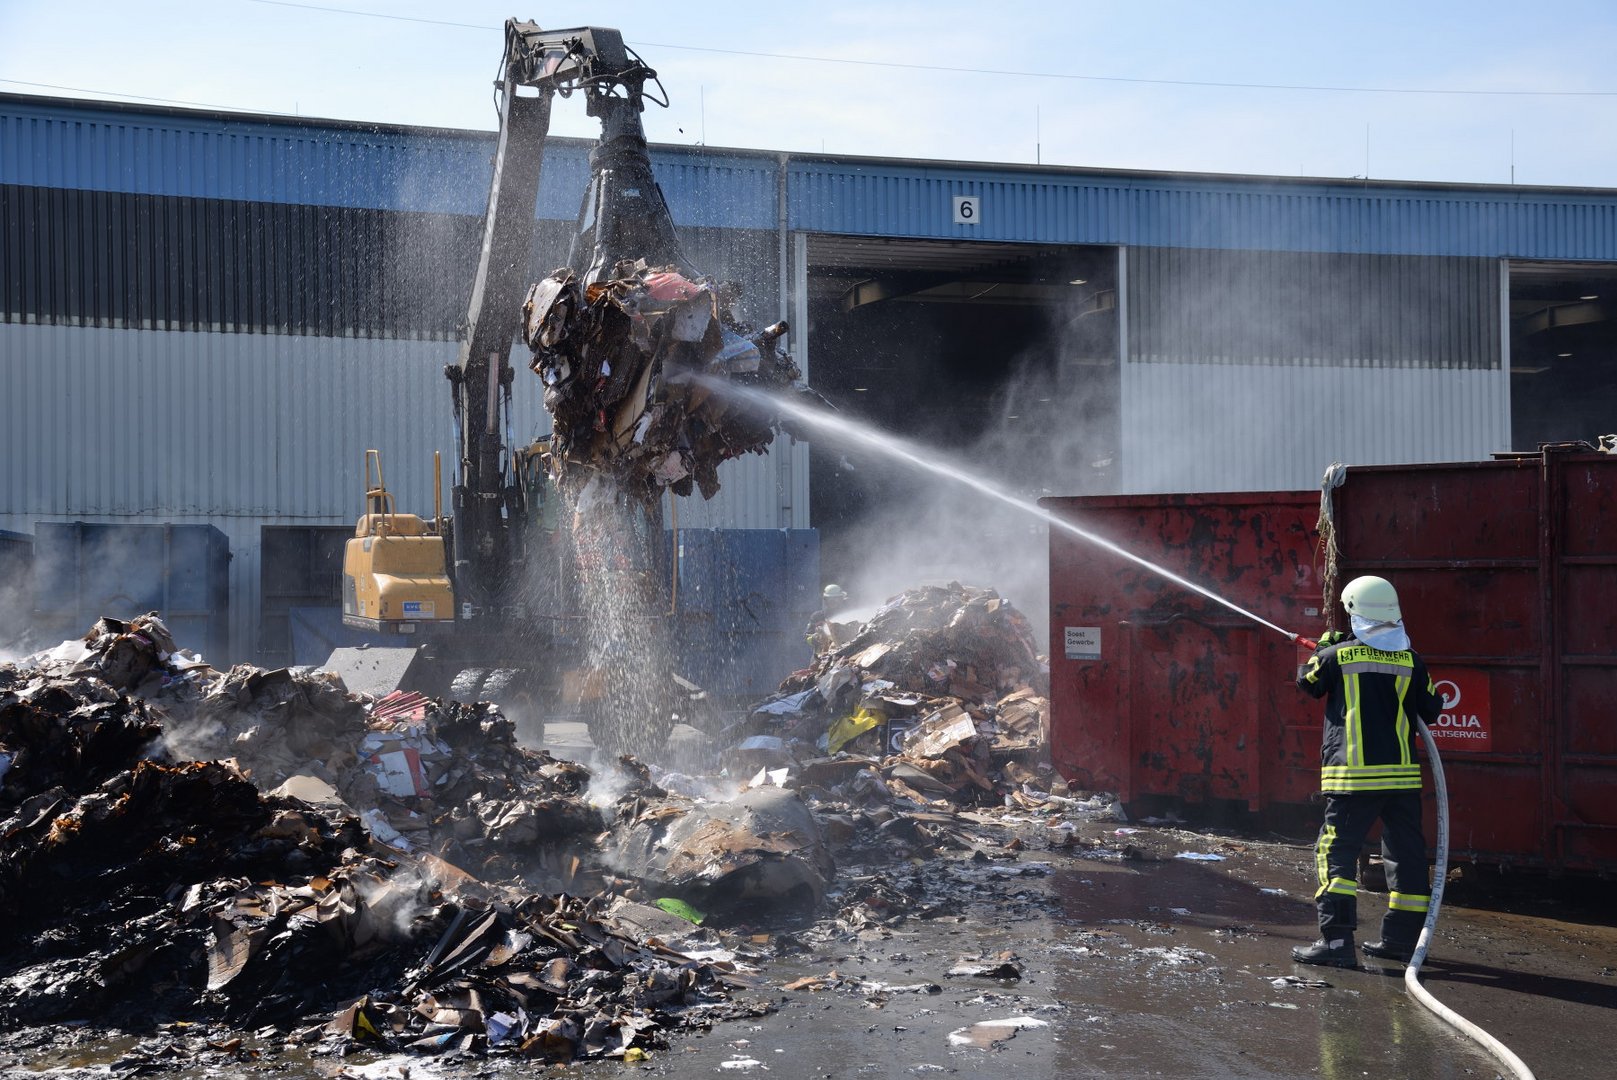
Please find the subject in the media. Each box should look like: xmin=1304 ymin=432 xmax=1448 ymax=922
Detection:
xmin=711 ymin=377 xmax=1306 ymax=642
xmin=711 ymin=378 xmax=1535 ymax=1079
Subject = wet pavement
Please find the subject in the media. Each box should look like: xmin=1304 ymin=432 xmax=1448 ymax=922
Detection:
xmin=13 ymin=808 xmax=1612 ymax=1079
xmin=673 ymin=853 xmax=1507 ymax=1080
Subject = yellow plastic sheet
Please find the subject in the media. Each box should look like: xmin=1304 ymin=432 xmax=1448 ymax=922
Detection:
xmin=827 ymin=707 xmax=884 ymax=755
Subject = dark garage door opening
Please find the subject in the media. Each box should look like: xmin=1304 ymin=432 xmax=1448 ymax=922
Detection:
xmin=801 ymin=235 xmax=1119 ymax=632
xmin=1511 ymin=261 xmax=1617 ymax=450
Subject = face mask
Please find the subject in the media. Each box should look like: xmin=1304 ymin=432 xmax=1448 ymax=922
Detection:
xmin=1351 ymin=614 xmax=1410 ymax=652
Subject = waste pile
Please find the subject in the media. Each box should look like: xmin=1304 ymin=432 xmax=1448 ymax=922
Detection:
xmin=522 ymin=260 xmax=800 ymax=502
xmin=0 ymin=614 xmax=760 ymax=1062
xmin=161 ymin=674 xmax=602 ymax=884
xmin=726 ymin=583 xmax=1053 ymax=810
xmin=0 ymin=596 xmax=1088 ymax=1067
xmin=604 ymin=782 xmax=834 ymax=921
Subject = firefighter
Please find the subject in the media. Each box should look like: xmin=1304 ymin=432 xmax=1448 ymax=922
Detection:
xmin=1292 ymin=575 xmax=1443 ymax=968
xmin=805 ymin=583 xmax=849 ymax=654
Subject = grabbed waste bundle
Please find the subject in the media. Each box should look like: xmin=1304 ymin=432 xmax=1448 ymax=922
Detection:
xmin=522 ymin=260 xmax=799 ymax=503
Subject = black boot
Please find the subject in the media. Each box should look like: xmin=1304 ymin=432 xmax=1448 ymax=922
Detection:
xmin=1292 ymin=936 xmax=1357 ymax=968
xmin=1362 ymin=939 xmax=1416 ymax=962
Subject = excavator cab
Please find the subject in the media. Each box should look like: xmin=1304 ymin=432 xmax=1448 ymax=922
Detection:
xmin=342 ymin=450 xmax=455 ymax=633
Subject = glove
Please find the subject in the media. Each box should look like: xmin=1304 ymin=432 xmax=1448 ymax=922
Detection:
xmin=1315 ymin=630 xmax=1346 ymax=650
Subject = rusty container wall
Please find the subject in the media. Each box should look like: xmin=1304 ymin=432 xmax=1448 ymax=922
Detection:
xmin=1331 ymin=448 xmax=1617 ymax=873
xmin=1042 ymin=492 xmax=1322 ymax=819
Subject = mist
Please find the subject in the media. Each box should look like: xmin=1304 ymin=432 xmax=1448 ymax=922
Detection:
xmin=0 ymin=576 xmax=29 ymax=664
xmin=812 ymin=295 xmax=1119 ymax=651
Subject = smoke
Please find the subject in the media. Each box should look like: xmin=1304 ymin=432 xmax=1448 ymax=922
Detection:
xmin=0 ymin=529 xmax=38 ymax=663
xmin=0 ymin=617 xmax=29 ymax=668
xmin=1111 ymin=247 xmax=1502 ymax=494
xmin=158 ymin=712 xmax=233 ymax=767
xmin=350 ymin=863 xmax=437 ymax=944
xmin=820 ymin=303 xmax=1118 ymax=650
xmin=807 ymin=242 xmax=1499 ymax=648
xmin=0 ymin=523 xmax=228 ymax=666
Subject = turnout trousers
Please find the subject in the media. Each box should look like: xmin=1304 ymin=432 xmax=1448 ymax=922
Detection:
xmin=1313 ymin=790 xmax=1431 ymax=946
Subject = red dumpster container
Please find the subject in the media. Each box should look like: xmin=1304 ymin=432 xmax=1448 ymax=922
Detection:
xmin=1042 ymin=491 xmax=1322 ymax=822
xmin=1043 ymin=445 xmax=1617 ymax=873
xmin=1330 ymin=447 xmax=1617 ymax=873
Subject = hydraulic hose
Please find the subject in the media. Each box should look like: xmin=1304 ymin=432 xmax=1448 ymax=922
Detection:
xmin=1406 ymin=719 xmax=1537 ymax=1080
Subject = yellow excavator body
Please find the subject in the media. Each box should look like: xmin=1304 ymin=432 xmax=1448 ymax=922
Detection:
xmin=341 ymin=450 xmax=456 ymax=633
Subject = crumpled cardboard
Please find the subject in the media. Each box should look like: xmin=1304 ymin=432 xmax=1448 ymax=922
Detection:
xmin=729 ymin=583 xmax=1050 ymax=806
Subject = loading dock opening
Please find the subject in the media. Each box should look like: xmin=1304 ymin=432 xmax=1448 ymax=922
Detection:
xmin=800 ymin=236 xmax=1119 ymax=611
xmin=1510 ymin=261 xmax=1617 ymax=449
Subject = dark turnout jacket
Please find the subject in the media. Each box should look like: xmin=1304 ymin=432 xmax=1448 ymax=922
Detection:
xmin=1297 ymin=638 xmax=1443 ymax=794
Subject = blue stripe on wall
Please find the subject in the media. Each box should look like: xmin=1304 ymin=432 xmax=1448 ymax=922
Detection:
xmin=785 ymin=160 xmax=1617 ymax=260
xmin=0 ymin=97 xmax=778 ymax=229
xmin=7 ymin=95 xmax=1617 ymax=261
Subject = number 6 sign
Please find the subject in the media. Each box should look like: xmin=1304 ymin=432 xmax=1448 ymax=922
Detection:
xmin=953 ymin=195 xmax=980 ymax=225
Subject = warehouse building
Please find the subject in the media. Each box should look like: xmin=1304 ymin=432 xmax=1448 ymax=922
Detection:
xmin=4 ymin=91 xmax=1617 ymax=663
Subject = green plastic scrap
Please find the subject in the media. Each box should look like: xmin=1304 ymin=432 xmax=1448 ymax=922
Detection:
xmin=655 ymin=897 xmax=706 ymax=924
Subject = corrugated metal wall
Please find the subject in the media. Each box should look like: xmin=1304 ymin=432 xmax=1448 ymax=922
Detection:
xmin=786 ymin=160 xmax=1617 ymax=259
xmin=1127 ymin=247 xmax=1499 ymax=368
xmin=0 ymin=96 xmax=779 ymax=229
xmin=1119 ymin=363 xmax=1508 ymax=493
xmin=1117 ymin=246 xmax=1508 ymax=492
xmin=0 ymin=323 xmax=807 ymax=659
xmin=0 ymin=184 xmax=489 ymax=336
xmin=0 ymin=103 xmax=491 ymax=214
xmin=0 ymin=181 xmax=781 ymax=340
xmin=10 ymin=95 xmax=1617 ymax=261
xmin=0 ymin=324 xmax=534 ymax=519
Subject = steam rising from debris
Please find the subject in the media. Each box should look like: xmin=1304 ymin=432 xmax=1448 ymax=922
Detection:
xmin=815 ymin=297 xmax=1118 ymax=649
xmin=583 ymin=753 xmax=648 ymax=818
xmin=350 ymin=863 xmax=436 ymax=943
xmin=830 ymin=358 xmax=1113 ymax=649
xmin=0 ymin=544 xmax=26 ymax=663
xmin=159 ymin=710 xmax=230 ymax=767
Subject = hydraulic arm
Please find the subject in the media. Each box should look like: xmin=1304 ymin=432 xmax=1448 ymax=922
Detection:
xmin=447 ymin=19 xmax=685 ymax=620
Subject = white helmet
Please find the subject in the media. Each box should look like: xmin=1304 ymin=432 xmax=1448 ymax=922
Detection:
xmin=822 ymin=583 xmax=847 ymax=603
xmin=1341 ymin=575 xmax=1401 ymax=622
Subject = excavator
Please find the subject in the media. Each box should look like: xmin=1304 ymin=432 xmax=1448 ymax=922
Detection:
xmin=338 ymin=20 xmax=797 ymax=752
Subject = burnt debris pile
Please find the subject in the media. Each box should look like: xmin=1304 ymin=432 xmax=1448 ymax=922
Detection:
xmin=0 ymin=595 xmax=1082 ymax=1064
xmin=0 ymin=614 xmax=748 ymax=1061
xmin=726 ymin=583 xmax=1056 ymax=815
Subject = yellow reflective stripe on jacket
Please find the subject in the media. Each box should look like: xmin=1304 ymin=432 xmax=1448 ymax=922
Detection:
xmin=1319 ymin=644 xmax=1424 ymax=792
xmin=1321 ymin=776 xmax=1423 ymax=792
xmin=1344 ymin=666 xmax=1362 ymax=766
xmin=1394 ymin=674 xmax=1412 ymax=765
xmin=1302 ymin=654 xmax=1324 ymax=684
xmin=1322 ymin=764 xmax=1424 ymax=776
xmin=1322 ymin=765 xmax=1424 ymax=784
xmin=1388 ymin=891 xmax=1430 ymax=912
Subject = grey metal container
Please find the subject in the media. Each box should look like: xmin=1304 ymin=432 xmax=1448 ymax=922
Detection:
xmin=32 ymin=522 xmax=231 ymax=663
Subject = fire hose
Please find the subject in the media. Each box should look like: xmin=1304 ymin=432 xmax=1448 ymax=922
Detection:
xmin=1290 ymin=633 xmax=1536 ymax=1079
xmin=1406 ymin=717 xmax=1537 ymax=1080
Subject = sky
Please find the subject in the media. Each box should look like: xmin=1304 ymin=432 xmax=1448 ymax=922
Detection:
xmin=3 ymin=0 xmax=1617 ymax=188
